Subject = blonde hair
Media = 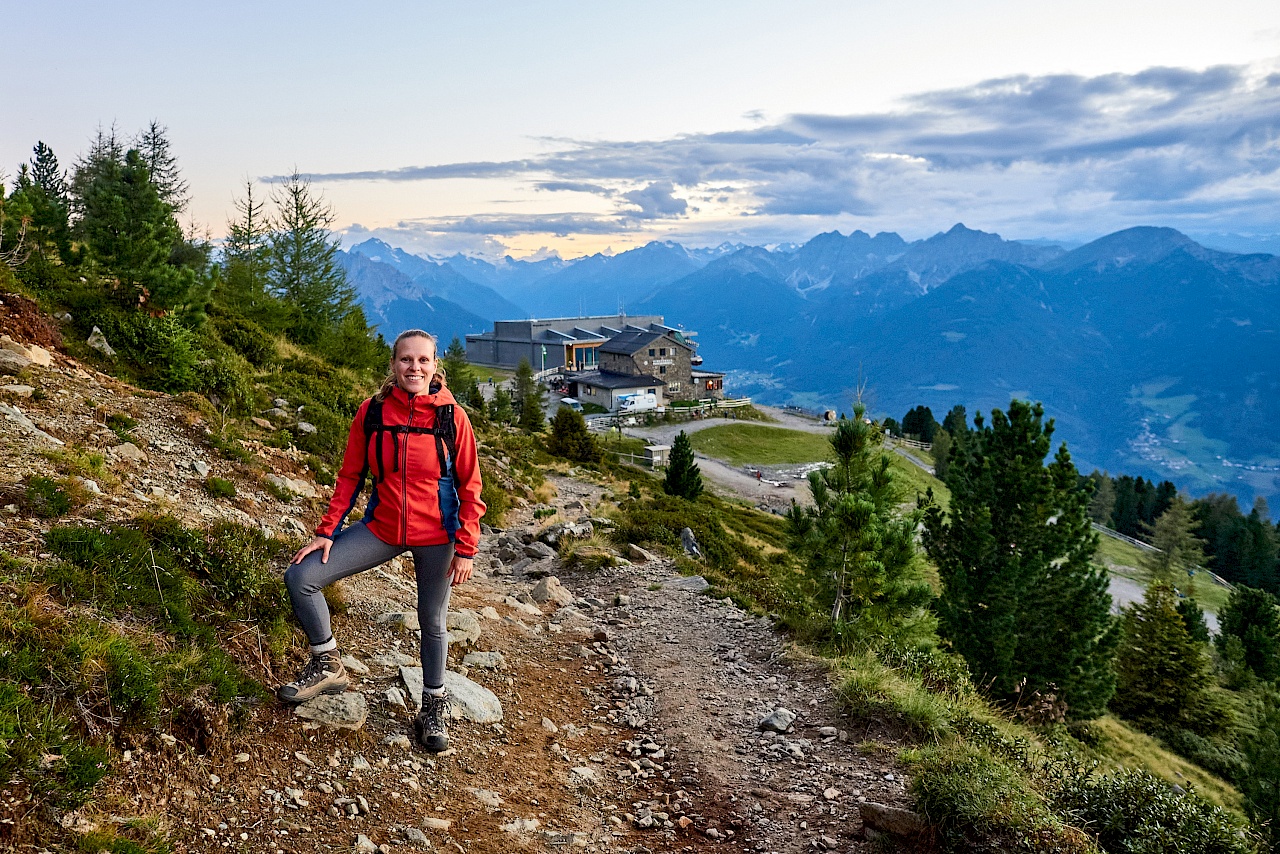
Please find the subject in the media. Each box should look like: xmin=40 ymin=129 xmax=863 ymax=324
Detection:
xmin=377 ymin=329 xmax=444 ymax=400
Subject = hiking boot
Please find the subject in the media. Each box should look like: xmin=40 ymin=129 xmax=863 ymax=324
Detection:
xmin=276 ymin=650 xmax=348 ymax=703
xmin=414 ymin=692 xmax=450 ymax=752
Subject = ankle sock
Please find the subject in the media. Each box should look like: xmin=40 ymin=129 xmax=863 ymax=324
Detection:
xmin=311 ymin=637 xmax=338 ymax=655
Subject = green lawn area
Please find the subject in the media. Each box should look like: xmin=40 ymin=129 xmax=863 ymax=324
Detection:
xmin=1092 ymin=530 xmax=1231 ymax=615
xmin=687 ymin=423 xmax=832 ymax=465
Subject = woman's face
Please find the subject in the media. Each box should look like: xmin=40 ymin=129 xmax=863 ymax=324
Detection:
xmin=393 ymin=336 xmax=437 ymax=395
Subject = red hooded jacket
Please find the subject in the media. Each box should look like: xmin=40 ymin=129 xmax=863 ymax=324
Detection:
xmin=316 ymin=385 xmax=485 ymax=558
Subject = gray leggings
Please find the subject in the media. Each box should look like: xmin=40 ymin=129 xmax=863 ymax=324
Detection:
xmin=284 ymin=523 xmax=455 ymax=690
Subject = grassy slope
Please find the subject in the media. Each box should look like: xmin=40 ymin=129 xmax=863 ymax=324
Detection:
xmin=682 ymin=420 xmax=1246 ymax=833
xmin=1094 ymin=534 xmax=1231 ymax=615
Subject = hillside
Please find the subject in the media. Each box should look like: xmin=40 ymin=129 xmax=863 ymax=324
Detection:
xmin=0 ymin=296 xmax=920 ymax=852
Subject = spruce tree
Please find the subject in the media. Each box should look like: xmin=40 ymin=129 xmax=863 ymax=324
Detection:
xmin=931 ymin=428 xmax=952 ymax=483
xmin=24 ymin=141 xmax=70 ymax=260
xmin=787 ymin=404 xmax=932 ymax=638
xmin=1242 ymin=689 xmax=1280 ymax=851
xmin=923 ymin=400 xmax=1118 ymax=719
xmin=547 ymin=407 xmax=600 ymax=463
xmin=1142 ymin=496 xmax=1207 ymax=591
xmin=441 ymin=337 xmax=471 ymax=388
xmin=221 ymin=181 xmax=290 ymax=333
xmin=78 ymin=148 xmax=198 ymax=313
xmin=488 ymin=386 xmax=514 ymax=424
xmin=1215 ymin=585 xmax=1280 ymax=682
xmin=1087 ymin=471 xmax=1116 ymax=526
xmin=663 ymin=430 xmax=702 ymax=501
xmin=133 ymin=121 xmax=189 ymax=213
xmin=512 ymin=359 xmax=543 ymax=432
xmin=1111 ymin=581 xmax=1213 ymax=728
xmin=268 ymin=172 xmax=354 ymax=346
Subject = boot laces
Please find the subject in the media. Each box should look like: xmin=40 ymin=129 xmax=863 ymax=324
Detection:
xmin=291 ymin=653 xmax=333 ymax=689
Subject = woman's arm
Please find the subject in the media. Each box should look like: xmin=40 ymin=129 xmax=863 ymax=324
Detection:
xmin=315 ymin=398 xmax=374 ymax=539
xmin=449 ymin=406 xmax=487 ymax=559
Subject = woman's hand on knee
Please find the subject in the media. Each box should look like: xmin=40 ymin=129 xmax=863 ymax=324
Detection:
xmin=292 ymin=536 xmax=333 ymax=565
xmin=448 ymin=556 xmax=474 ymax=586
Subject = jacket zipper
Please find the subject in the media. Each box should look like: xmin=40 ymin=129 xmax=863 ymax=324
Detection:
xmin=402 ymin=394 xmax=414 ymax=546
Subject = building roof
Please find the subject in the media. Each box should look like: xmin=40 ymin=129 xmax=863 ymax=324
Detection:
xmin=566 ymin=370 xmax=664 ymax=390
xmin=600 ymin=329 xmax=688 ymax=355
xmin=691 ymin=369 xmax=725 ymax=378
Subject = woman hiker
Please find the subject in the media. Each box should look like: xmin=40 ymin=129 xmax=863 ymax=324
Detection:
xmin=277 ymin=329 xmax=485 ymax=753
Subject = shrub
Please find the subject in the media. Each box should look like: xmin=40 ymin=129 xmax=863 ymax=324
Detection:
xmin=199 ymin=344 xmax=255 ymax=415
xmin=24 ymin=474 xmax=79 ymax=518
xmin=204 ymin=476 xmax=237 ymax=499
xmin=545 ymin=407 xmax=601 ymax=463
xmin=212 ymin=312 xmax=277 ymax=367
xmin=105 ymin=412 xmax=137 ymax=442
xmin=1050 ymin=764 xmax=1256 ymax=854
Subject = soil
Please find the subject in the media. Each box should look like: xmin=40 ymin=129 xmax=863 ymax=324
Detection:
xmin=0 ymin=305 xmax=915 ymax=853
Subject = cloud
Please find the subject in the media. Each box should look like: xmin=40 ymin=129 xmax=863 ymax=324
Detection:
xmin=621 ymin=181 xmax=688 ymax=219
xmin=303 ymin=61 xmax=1280 ymax=245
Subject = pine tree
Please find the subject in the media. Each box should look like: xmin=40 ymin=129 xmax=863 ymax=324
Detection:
xmin=78 ymin=148 xmax=198 ymax=313
xmin=71 ymin=125 xmax=125 ymax=220
xmin=25 ymin=141 xmax=71 ymax=260
xmin=1242 ymin=689 xmax=1280 ymax=850
xmin=902 ymin=405 xmax=939 ymax=442
xmin=488 ymin=386 xmax=514 ymax=424
xmin=221 ymin=181 xmax=290 ymax=332
xmin=931 ymin=428 xmax=952 ymax=483
xmin=923 ymin=400 xmax=1118 ymax=719
xmin=663 ymin=430 xmax=702 ymax=501
xmin=787 ymin=404 xmax=932 ymax=638
xmin=1087 ymin=471 xmax=1116 ymax=526
xmin=441 ymin=337 xmax=472 ymax=388
xmin=268 ymin=172 xmax=354 ymax=346
xmin=1142 ymin=496 xmax=1207 ymax=592
xmin=133 ymin=121 xmax=189 ymax=212
xmin=546 ymin=407 xmax=600 ymax=463
xmin=1111 ymin=581 xmax=1213 ymax=728
xmin=1215 ymin=585 xmax=1280 ymax=682
xmin=512 ymin=359 xmax=543 ymax=432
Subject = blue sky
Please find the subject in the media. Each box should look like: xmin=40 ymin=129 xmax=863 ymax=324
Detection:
xmin=4 ymin=1 xmax=1279 ymax=258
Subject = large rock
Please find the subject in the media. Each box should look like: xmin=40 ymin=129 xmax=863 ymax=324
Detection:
xmin=400 ymin=666 xmax=504 ymax=723
xmin=0 ymin=403 xmax=63 ymax=446
xmin=377 ymin=611 xmax=420 ymax=632
xmin=294 ymin=692 xmax=368 ymax=730
xmin=663 ymin=574 xmax=710 ymax=593
xmin=523 ymin=541 xmax=557 ymax=560
xmin=87 ymin=326 xmax=116 ymax=358
xmin=0 ymin=336 xmax=51 ymax=368
xmin=111 ymin=442 xmax=148 ymax=462
xmin=680 ymin=527 xmax=702 ymax=558
xmin=462 ymin=651 xmax=506 ymax=669
xmin=447 ymin=609 xmax=482 ymax=646
xmin=0 ymin=349 xmax=32 ymax=376
xmin=859 ymin=802 xmax=931 ymax=842
xmin=530 ymin=576 xmax=576 ymax=607
xmin=627 ymin=543 xmax=656 ymax=563
xmin=538 ymin=520 xmax=593 ymax=547
xmin=265 ymin=474 xmax=317 ymax=499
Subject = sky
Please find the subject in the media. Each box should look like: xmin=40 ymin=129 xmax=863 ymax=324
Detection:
xmin=4 ymin=0 xmax=1280 ymax=259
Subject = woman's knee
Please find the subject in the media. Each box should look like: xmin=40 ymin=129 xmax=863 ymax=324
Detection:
xmin=284 ymin=562 xmax=319 ymax=597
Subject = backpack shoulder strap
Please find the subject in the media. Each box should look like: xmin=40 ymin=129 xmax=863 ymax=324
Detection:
xmin=433 ymin=403 xmax=458 ymax=478
xmin=363 ymin=397 xmax=389 ymax=483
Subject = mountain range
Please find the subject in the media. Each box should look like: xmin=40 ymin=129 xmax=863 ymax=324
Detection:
xmin=338 ymin=226 xmax=1280 ymax=511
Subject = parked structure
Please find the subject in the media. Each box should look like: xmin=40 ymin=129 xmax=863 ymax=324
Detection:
xmin=465 ymin=314 xmax=669 ymax=373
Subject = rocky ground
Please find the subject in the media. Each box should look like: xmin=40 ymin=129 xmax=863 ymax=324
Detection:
xmin=0 ymin=296 xmax=919 ymax=853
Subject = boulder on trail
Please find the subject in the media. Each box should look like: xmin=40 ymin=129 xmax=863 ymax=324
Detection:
xmin=400 ymin=666 xmax=504 ymax=723
xmin=446 ymin=609 xmax=482 ymax=646
xmin=294 ymin=692 xmax=368 ymax=730
xmin=680 ymin=527 xmax=702 ymax=558
xmin=758 ymin=707 xmax=797 ymax=733
xmin=531 ymin=576 xmax=576 ymax=607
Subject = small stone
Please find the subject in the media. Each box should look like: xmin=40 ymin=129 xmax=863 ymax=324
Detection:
xmin=192 ymin=460 xmax=211 ymax=477
xmin=297 ymin=421 xmax=317 ymax=435
xmin=569 ymin=766 xmax=597 ymax=787
xmin=480 ymin=606 xmax=501 ymax=620
xmin=858 ymin=802 xmax=930 ymax=840
xmin=500 ymin=817 xmax=540 ymax=833
xmin=355 ymin=833 xmax=377 ymax=852
xmin=377 ymin=611 xmax=420 ymax=632
xmin=86 ymin=327 xmax=116 ymax=358
xmin=823 ymin=787 xmax=841 ymax=800
xmin=401 ymin=826 xmax=431 ymax=848
xmin=663 ymin=574 xmax=710 ymax=592
xmin=294 ymin=693 xmax=368 ymax=730
xmin=385 ymin=687 xmax=407 ymax=708
xmin=112 ymin=442 xmax=148 ymax=462
xmin=626 ymin=543 xmax=656 ymax=562
xmin=446 ymin=609 xmax=482 ymax=646
xmin=234 ymin=753 xmax=250 ymax=763
xmin=422 ymin=816 xmax=452 ymax=831
xmin=1 ymin=384 xmax=34 ymax=397
xmin=758 ymin=707 xmax=796 ymax=733
xmin=541 ymin=717 xmax=559 ymax=734
xmin=468 ymin=787 xmax=503 ymax=808
xmin=294 ymin=751 xmax=313 ymax=766
xmin=462 ymin=650 xmax=505 ymax=669
xmin=352 ymin=755 xmax=371 ymax=771
xmin=383 ymin=734 xmax=412 ymax=750
xmin=530 ymin=576 xmax=576 ymax=607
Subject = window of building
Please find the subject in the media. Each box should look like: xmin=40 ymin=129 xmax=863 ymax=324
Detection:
xmin=659 ymin=365 xmax=666 ymax=374
xmin=660 ymin=348 xmax=667 ymax=356
xmin=648 ymin=348 xmax=655 ymax=356
xmin=669 ymin=382 xmax=681 ymax=393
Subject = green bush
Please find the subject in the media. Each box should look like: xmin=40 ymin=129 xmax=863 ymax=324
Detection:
xmin=24 ymin=474 xmax=77 ymax=518
xmin=1157 ymin=728 xmax=1248 ymax=785
xmin=199 ymin=344 xmax=255 ymax=415
xmin=1051 ymin=764 xmax=1257 ymax=854
xmin=204 ymin=476 xmax=237 ymax=499
xmin=211 ymin=311 xmax=277 ymax=367
xmin=105 ymin=412 xmax=137 ymax=443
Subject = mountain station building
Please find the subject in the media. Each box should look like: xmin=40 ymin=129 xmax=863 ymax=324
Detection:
xmin=465 ymin=314 xmax=725 ymax=407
